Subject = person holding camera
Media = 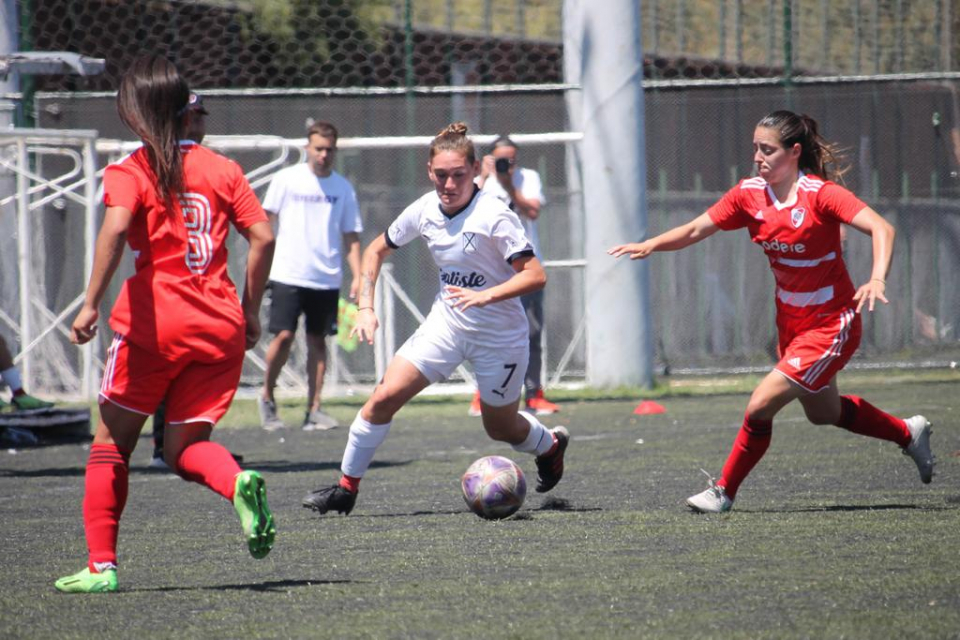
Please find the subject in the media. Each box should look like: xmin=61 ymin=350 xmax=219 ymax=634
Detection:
xmin=471 ymin=135 xmax=560 ymax=416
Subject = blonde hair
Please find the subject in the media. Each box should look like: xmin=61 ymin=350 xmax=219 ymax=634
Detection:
xmin=429 ymin=122 xmax=476 ymax=164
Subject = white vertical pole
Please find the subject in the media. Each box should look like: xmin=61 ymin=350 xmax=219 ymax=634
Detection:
xmin=373 ymin=263 xmax=389 ymax=382
xmin=1 ymin=0 xmax=19 ymax=360
xmin=16 ymin=138 xmax=32 ymax=387
xmin=383 ymin=263 xmax=396 ymax=361
xmin=82 ymin=137 xmax=97 ymax=399
xmin=943 ymin=0 xmax=953 ymax=72
xmin=328 ymin=335 xmax=340 ymax=397
xmin=564 ymin=0 xmax=653 ymax=388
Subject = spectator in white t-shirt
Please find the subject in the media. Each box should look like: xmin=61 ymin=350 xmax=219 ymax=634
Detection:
xmin=258 ymin=121 xmax=363 ymax=432
xmin=470 ymin=135 xmax=560 ymax=417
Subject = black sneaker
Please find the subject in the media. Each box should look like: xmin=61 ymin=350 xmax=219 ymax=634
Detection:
xmin=534 ymin=426 xmax=570 ymax=493
xmin=302 ymin=484 xmax=357 ymax=515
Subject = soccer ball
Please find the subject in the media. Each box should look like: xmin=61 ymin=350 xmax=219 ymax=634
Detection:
xmin=461 ymin=455 xmax=526 ymax=520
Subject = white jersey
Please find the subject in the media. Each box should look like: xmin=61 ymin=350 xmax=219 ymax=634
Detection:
xmin=480 ymin=167 xmax=545 ymax=255
xmin=386 ymin=188 xmax=535 ymax=348
xmin=263 ymin=164 xmax=363 ymax=290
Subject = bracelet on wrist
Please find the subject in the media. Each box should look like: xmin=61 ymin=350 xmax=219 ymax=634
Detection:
xmin=358 ymin=306 xmax=374 ymax=311
xmin=871 ymin=278 xmax=886 ymax=284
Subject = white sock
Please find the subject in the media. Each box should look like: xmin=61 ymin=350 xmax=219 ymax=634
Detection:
xmin=0 ymin=367 xmax=21 ymax=393
xmin=341 ymin=411 xmax=392 ymax=478
xmin=511 ymin=411 xmax=555 ymax=456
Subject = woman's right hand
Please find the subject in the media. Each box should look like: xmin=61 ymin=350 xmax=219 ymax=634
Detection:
xmin=71 ymin=304 xmax=99 ymax=345
xmin=350 ymin=308 xmax=379 ymax=345
xmin=607 ymin=241 xmax=654 ymax=260
xmin=480 ymin=154 xmax=496 ymax=179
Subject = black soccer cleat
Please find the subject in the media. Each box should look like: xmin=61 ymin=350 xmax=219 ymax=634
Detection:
xmin=535 ymin=426 xmax=570 ymax=493
xmin=302 ymin=484 xmax=357 ymax=515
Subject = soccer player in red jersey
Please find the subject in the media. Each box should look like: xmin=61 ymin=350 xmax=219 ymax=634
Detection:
xmin=609 ymin=110 xmax=934 ymax=513
xmin=55 ymin=56 xmax=276 ymax=593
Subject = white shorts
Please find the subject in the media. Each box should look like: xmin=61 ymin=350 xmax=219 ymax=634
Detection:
xmin=396 ymin=315 xmax=528 ymax=408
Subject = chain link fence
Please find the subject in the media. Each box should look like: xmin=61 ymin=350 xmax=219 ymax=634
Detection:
xmin=3 ymin=1 xmax=959 ymax=399
xmin=20 ymin=0 xmax=957 ymax=97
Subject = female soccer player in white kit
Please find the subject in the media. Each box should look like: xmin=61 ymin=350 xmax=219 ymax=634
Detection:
xmin=302 ymin=123 xmax=569 ymax=515
xmin=610 ymin=110 xmax=934 ymax=513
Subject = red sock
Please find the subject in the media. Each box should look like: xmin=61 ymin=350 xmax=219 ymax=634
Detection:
xmin=83 ymin=444 xmax=130 ymax=572
xmin=718 ymin=414 xmax=773 ymax=500
xmin=339 ymin=474 xmax=361 ymax=493
xmin=175 ymin=441 xmax=242 ymax=500
xmin=543 ymin=432 xmax=559 ymax=456
xmin=836 ymin=395 xmax=910 ymax=447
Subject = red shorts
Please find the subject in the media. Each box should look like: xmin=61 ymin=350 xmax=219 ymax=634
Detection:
xmin=99 ymin=333 xmax=243 ymax=424
xmin=774 ymin=308 xmax=862 ymax=392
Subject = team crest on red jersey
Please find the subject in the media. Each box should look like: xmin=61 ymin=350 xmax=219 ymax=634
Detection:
xmin=790 ymin=207 xmax=806 ymax=228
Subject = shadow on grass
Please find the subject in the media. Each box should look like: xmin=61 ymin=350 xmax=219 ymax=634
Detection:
xmin=227 ymin=459 xmax=412 ymax=475
xmin=746 ymin=504 xmax=953 ymax=513
xmin=0 ymin=459 xmax=411 ymax=479
xmin=510 ymin=499 xmax=603 ymax=520
xmin=306 ymin=498 xmax=602 ymax=521
xmin=0 ymin=467 xmax=86 ymax=478
xmin=131 ymin=578 xmax=356 ymax=593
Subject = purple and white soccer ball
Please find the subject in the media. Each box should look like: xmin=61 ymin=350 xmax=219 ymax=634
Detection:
xmin=461 ymin=455 xmax=526 ymax=520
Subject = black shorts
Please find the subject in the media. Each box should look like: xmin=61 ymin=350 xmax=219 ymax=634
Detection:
xmin=267 ymin=281 xmax=340 ymax=337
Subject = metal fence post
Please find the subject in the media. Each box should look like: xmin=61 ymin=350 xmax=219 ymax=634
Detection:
xmin=16 ymin=137 xmax=31 ymax=387
xmin=81 ymin=137 xmax=97 ymax=399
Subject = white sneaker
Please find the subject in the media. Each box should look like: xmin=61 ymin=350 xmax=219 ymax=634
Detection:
xmin=258 ymin=396 xmax=286 ymax=431
xmin=303 ymin=409 xmax=339 ymax=431
xmin=686 ymin=476 xmax=733 ymax=513
xmin=903 ymin=415 xmax=934 ymax=484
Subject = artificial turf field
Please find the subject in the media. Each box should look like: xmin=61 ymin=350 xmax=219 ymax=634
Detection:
xmin=2 ymin=372 xmax=959 ymax=639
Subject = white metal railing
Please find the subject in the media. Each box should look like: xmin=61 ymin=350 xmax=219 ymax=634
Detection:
xmin=1 ymin=129 xmax=585 ymax=400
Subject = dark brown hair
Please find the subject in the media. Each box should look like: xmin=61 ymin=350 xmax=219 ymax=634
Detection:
xmin=117 ymin=55 xmax=190 ymax=204
xmin=429 ymin=122 xmax=476 ymax=164
xmin=757 ymin=110 xmax=848 ymax=182
xmin=307 ymin=120 xmax=339 ymax=144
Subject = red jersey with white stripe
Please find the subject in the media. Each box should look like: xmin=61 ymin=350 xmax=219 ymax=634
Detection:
xmin=102 ymin=143 xmax=267 ymax=360
xmin=707 ymin=173 xmax=866 ymax=333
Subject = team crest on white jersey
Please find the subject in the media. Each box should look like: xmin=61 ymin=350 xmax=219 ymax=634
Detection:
xmin=790 ymin=207 xmax=806 ymax=228
xmin=462 ymin=232 xmax=478 ymax=254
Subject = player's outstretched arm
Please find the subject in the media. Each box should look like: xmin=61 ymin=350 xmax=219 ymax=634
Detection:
xmin=238 ymin=220 xmax=276 ymax=349
xmin=445 ymin=255 xmax=546 ymax=312
xmin=848 ymin=206 xmax=895 ymax=313
xmin=351 ymin=233 xmax=393 ymax=345
xmin=71 ymin=205 xmax=133 ymax=345
xmin=608 ymin=211 xmax=719 ymax=260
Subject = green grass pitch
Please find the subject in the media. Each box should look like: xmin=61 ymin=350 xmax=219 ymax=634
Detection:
xmin=2 ymin=372 xmax=959 ymax=638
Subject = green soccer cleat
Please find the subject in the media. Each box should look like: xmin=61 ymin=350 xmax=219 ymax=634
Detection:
xmin=54 ymin=567 xmax=118 ymax=593
xmin=12 ymin=393 xmax=54 ymax=410
xmin=233 ymin=470 xmax=276 ymax=559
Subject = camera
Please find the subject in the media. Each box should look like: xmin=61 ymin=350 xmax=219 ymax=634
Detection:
xmin=495 ymin=157 xmax=511 ymax=173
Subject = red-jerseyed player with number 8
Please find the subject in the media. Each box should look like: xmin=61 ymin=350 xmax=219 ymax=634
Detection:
xmin=609 ymin=110 xmax=935 ymax=513
xmin=56 ymin=56 xmax=276 ymax=593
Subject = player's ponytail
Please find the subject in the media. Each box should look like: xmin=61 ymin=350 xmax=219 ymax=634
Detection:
xmin=757 ymin=110 xmax=849 ymax=183
xmin=429 ymin=121 xmax=476 ymax=164
xmin=117 ymin=55 xmax=189 ymax=205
